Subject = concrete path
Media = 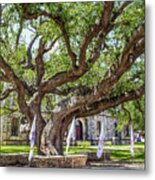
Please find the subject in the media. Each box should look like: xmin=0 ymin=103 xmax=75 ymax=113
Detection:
xmin=87 ymin=162 xmax=145 ymax=170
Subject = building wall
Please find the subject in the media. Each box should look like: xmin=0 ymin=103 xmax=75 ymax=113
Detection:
xmin=0 ymin=115 xmax=28 ymax=145
xmin=73 ymin=114 xmax=117 ymax=143
xmin=1 ymin=113 xmax=125 ymax=145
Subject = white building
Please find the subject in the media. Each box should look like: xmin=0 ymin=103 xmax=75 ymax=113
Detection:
xmin=0 ymin=111 xmax=129 ymax=145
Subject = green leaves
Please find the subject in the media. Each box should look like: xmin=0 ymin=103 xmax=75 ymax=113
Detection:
xmin=110 ymin=96 xmax=144 ymax=133
xmin=0 ymin=1 xmax=144 ymax=120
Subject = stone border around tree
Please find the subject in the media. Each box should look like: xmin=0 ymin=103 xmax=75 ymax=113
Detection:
xmin=0 ymin=154 xmax=88 ymax=168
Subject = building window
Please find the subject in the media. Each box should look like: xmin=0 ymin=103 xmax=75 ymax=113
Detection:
xmin=114 ymin=122 xmax=118 ymax=137
xmin=11 ymin=118 xmax=19 ymax=136
xmin=76 ymin=120 xmax=83 ymax=140
xmin=97 ymin=121 xmax=101 ymax=136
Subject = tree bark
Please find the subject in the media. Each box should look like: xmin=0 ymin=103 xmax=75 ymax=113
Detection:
xmin=29 ymin=92 xmax=46 ymax=155
xmin=40 ymin=113 xmax=62 ymax=155
xmin=36 ymin=114 xmax=46 ymax=155
xmin=40 ymin=112 xmax=74 ymax=156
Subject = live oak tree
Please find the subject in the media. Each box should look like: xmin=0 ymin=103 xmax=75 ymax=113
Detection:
xmin=0 ymin=1 xmax=145 ymax=155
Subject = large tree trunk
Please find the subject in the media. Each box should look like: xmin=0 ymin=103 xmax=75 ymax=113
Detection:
xmin=40 ymin=121 xmax=63 ymax=155
xmin=40 ymin=113 xmax=72 ymax=155
xmin=30 ymin=93 xmax=46 ymax=155
xmin=36 ymin=114 xmax=46 ymax=155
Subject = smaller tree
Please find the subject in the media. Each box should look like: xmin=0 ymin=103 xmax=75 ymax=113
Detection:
xmin=112 ymin=97 xmax=144 ymax=134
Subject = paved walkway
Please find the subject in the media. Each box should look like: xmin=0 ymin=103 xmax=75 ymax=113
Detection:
xmin=88 ymin=166 xmax=144 ymax=170
xmin=87 ymin=162 xmax=145 ymax=170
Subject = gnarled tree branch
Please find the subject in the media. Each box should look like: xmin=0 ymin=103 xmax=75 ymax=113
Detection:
xmin=77 ymin=84 xmax=145 ymax=118
xmin=79 ymin=2 xmax=114 ymax=67
xmin=21 ymin=4 xmax=77 ymax=69
xmin=22 ymin=34 xmax=39 ymax=70
xmin=0 ymin=88 xmax=15 ymax=101
xmin=0 ymin=55 xmax=33 ymax=122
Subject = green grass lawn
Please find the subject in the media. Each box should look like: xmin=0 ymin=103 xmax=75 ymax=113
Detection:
xmin=64 ymin=143 xmax=145 ymax=163
xmin=0 ymin=145 xmax=38 ymax=155
xmin=0 ymin=143 xmax=145 ymax=163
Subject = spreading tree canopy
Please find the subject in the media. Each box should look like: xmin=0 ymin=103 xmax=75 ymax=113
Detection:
xmin=0 ymin=1 xmax=145 ymax=155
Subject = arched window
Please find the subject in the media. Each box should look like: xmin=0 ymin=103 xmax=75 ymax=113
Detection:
xmin=11 ymin=118 xmax=19 ymax=136
xmin=76 ymin=120 xmax=83 ymax=140
xmin=97 ymin=121 xmax=101 ymax=136
xmin=114 ymin=122 xmax=118 ymax=137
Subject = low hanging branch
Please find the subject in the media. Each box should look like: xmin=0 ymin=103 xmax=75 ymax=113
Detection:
xmin=77 ymin=84 xmax=145 ymax=118
xmin=59 ymin=84 xmax=144 ymax=134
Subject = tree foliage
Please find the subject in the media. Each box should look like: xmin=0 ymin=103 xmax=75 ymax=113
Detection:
xmin=0 ymin=1 xmax=145 ymax=155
